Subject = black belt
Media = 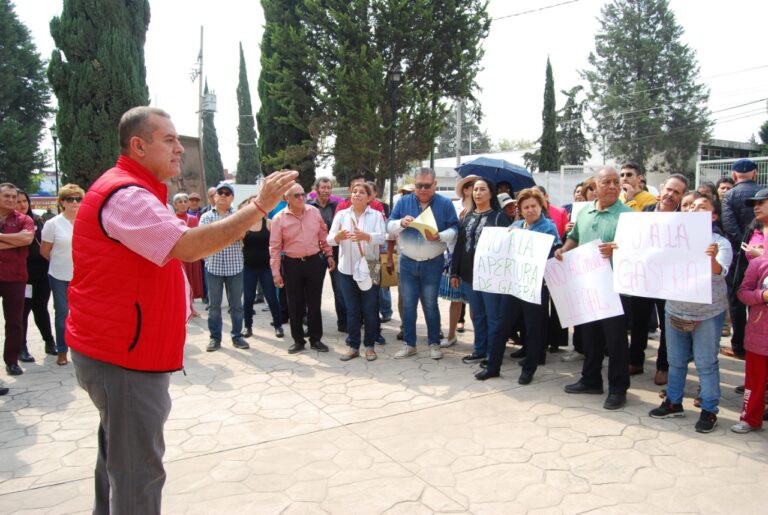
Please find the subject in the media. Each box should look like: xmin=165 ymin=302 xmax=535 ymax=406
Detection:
xmin=285 ymin=252 xmax=322 ymax=262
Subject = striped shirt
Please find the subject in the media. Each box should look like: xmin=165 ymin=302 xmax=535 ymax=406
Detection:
xmin=199 ymin=207 xmax=244 ymax=276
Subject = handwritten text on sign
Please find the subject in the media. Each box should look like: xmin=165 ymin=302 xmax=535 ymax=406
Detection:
xmin=612 ymin=212 xmax=711 ymax=303
xmin=473 ymin=227 xmax=554 ymax=304
xmin=545 ymin=240 xmax=624 ymax=327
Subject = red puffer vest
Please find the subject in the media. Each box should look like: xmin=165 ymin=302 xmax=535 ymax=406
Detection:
xmin=65 ymin=155 xmax=186 ymax=371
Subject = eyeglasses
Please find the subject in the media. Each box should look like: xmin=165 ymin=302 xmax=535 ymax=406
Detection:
xmin=61 ymin=197 xmax=83 ymax=203
xmin=291 ymin=193 xmax=306 ymax=199
xmin=216 ymin=190 xmax=233 ymax=197
xmin=414 ymin=183 xmax=433 ymax=190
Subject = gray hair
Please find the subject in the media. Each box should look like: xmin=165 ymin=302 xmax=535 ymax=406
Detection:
xmin=414 ymin=168 xmax=436 ymax=180
xmin=665 ymin=173 xmax=689 ymax=190
xmin=314 ymin=176 xmax=332 ymax=189
xmin=172 ymin=192 xmax=189 ymax=203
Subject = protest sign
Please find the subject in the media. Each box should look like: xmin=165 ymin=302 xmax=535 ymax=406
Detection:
xmin=473 ymin=227 xmax=554 ymax=304
xmin=612 ymin=212 xmax=712 ymax=303
xmin=570 ymin=201 xmax=591 ymax=222
xmin=545 ymin=240 xmax=624 ymax=327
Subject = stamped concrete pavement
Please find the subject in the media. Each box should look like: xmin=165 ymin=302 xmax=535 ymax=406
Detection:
xmin=1 ymin=281 xmax=767 ymax=514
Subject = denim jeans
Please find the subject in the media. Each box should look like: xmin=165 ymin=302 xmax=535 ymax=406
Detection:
xmin=243 ymin=266 xmax=281 ymax=329
xmin=49 ymin=275 xmax=70 ymax=353
xmin=461 ymin=281 xmax=503 ymax=358
xmin=206 ymin=271 xmax=244 ymax=342
xmin=338 ymin=273 xmax=380 ymax=349
xmin=665 ymin=311 xmax=725 ymax=413
xmin=379 ymin=287 xmax=393 ymax=318
xmin=399 ymin=255 xmax=443 ymax=346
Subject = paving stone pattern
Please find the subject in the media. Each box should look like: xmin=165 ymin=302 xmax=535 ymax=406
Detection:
xmin=1 ymin=285 xmax=767 ymax=514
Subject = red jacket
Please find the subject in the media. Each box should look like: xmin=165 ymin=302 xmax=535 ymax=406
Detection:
xmin=737 ymin=254 xmax=768 ymax=357
xmin=66 ymin=155 xmax=187 ymax=371
xmin=547 ymin=204 xmax=569 ymax=240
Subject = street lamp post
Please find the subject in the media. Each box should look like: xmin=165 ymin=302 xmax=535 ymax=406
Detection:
xmin=50 ymin=125 xmax=60 ymax=196
xmin=387 ymin=64 xmax=402 ymax=208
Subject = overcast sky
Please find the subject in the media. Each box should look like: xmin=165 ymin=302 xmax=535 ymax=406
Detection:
xmin=15 ymin=0 xmax=768 ymax=173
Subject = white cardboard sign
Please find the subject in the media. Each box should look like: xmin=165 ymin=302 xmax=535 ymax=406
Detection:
xmin=473 ymin=227 xmax=554 ymax=304
xmin=612 ymin=212 xmax=712 ymax=303
xmin=544 ymin=240 xmax=624 ymax=327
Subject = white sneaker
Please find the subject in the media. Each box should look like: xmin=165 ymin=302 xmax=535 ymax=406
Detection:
xmin=561 ymin=351 xmax=584 ymax=362
xmin=429 ymin=345 xmax=443 ymax=360
xmin=393 ymin=345 xmax=417 ymax=359
xmin=440 ymin=337 xmax=457 ymax=348
xmin=731 ymin=420 xmax=759 ymax=434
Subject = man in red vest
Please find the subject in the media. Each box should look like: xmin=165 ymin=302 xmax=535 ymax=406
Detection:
xmin=67 ymin=106 xmax=297 ymax=514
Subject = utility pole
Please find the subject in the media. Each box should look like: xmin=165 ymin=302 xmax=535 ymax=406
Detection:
xmin=190 ymin=26 xmax=205 ymax=185
xmin=455 ymin=101 xmax=462 ymax=167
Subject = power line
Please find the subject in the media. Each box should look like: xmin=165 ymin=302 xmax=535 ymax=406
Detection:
xmin=492 ymin=0 xmax=581 ymax=21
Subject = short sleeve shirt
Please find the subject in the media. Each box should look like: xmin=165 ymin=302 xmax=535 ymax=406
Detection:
xmin=40 ymin=214 xmax=75 ymax=281
xmin=199 ymin=208 xmax=244 ymax=276
xmin=568 ymin=199 xmax=633 ymax=246
xmin=0 ymin=210 xmax=34 ymax=282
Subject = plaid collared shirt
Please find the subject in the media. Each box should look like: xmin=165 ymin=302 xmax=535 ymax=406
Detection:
xmin=199 ymin=207 xmax=243 ymax=276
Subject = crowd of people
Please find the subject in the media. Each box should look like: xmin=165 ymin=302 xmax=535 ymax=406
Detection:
xmin=0 ymin=106 xmax=766 ymax=511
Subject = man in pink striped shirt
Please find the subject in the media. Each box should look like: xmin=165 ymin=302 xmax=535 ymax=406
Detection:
xmin=69 ymin=106 xmax=299 ymax=514
xmin=270 ymin=183 xmax=336 ymax=354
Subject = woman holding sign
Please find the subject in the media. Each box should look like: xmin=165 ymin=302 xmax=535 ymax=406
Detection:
xmin=649 ymin=195 xmax=732 ymax=433
xmin=478 ymin=188 xmax=561 ymax=384
xmin=450 ymin=179 xmax=510 ymax=368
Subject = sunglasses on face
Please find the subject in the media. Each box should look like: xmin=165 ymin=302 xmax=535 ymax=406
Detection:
xmin=619 ymin=172 xmax=635 ymax=178
xmin=216 ymin=190 xmax=233 ymax=197
xmin=414 ymin=183 xmax=433 ymax=190
xmin=62 ymin=197 xmax=83 ymax=203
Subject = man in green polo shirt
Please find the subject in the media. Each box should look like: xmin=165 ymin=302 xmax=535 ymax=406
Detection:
xmin=555 ymin=166 xmax=633 ymax=410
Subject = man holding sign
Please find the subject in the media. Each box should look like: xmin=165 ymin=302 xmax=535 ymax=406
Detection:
xmin=388 ymin=168 xmax=458 ymax=359
xmin=555 ymin=167 xmax=633 ymax=410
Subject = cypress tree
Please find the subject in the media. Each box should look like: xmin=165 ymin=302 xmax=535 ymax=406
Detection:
xmin=558 ymin=85 xmax=591 ymax=165
xmin=583 ymin=0 xmax=710 ymax=171
xmin=0 ymin=0 xmax=51 ymax=190
xmin=539 ymin=57 xmax=559 ymax=172
xmin=257 ymin=0 xmax=316 ymax=190
xmin=202 ymin=81 xmax=225 ymax=187
xmin=236 ymin=43 xmax=260 ymax=184
xmin=48 ymin=0 xmax=150 ymax=188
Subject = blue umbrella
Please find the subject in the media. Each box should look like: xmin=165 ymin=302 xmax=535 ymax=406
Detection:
xmin=455 ymin=157 xmax=535 ymax=192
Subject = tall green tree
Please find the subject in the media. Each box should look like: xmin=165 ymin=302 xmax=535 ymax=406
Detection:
xmin=583 ymin=0 xmax=710 ymax=172
xmin=236 ymin=43 xmax=260 ymax=184
xmin=48 ymin=0 xmax=150 ymax=188
xmin=758 ymin=118 xmax=768 ymax=155
xmin=539 ymin=57 xmax=559 ymax=172
xmin=305 ymin=0 xmax=490 ymax=187
xmin=0 ymin=0 xmax=51 ymax=190
xmin=558 ymin=85 xmax=591 ymax=165
xmin=202 ymin=81 xmax=225 ymax=188
xmin=257 ymin=0 xmax=317 ymax=190
xmin=435 ymin=101 xmax=492 ymax=159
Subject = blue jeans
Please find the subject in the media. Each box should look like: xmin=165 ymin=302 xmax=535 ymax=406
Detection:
xmin=49 ymin=275 xmax=69 ymax=353
xmin=379 ymin=287 xmax=393 ymax=318
xmin=399 ymin=255 xmax=443 ymax=346
xmin=665 ymin=311 xmax=725 ymax=413
xmin=461 ymin=281 xmax=503 ymax=358
xmin=206 ymin=271 xmax=244 ymax=342
xmin=338 ymin=273 xmax=380 ymax=349
xmin=243 ymin=266 xmax=281 ymax=329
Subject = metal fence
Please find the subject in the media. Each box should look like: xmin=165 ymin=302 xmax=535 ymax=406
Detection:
xmin=696 ymin=156 xmax=768 ymax=188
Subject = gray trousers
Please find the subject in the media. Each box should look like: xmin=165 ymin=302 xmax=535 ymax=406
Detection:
xmin=72 ymin=350 xmax=172 ymax=515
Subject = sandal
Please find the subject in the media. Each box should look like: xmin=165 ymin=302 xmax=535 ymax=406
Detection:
xmin=365 ymin=349 xmax=377 ymax=361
